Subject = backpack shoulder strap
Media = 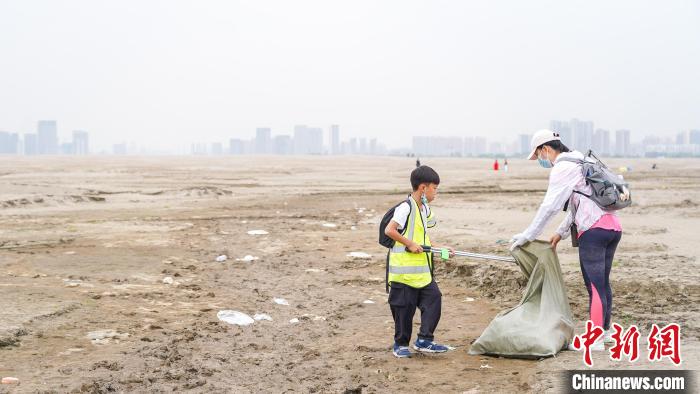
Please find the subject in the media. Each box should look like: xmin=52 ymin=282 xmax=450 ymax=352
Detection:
xmin=557 ymin=157 xmax=584 ymax=164
xmin=385 ymin=251 xmax=390 ymax=293
xmin=401 ymin=197 xmax=412 ymax=235
xmin=387 ymin=197 xmax=413 ymax=293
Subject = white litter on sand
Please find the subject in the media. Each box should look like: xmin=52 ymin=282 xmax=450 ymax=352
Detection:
xmin=87 ymin=330 xmax=130 ymax=345
xmin=363 ymin=300 xmax=375 ymax=304
xmin=64 ymin=279 xmax=82 ymax=287
xmin=273 ymin=298 xmax=290 ymax=306
xmin=305 ymin=268 xmax=323 ymax=273
xmin=236 ymin=255 xmax=259 ymax=262
xmin=322 ymin=223 xmax=337 ymax=228
xmin=480 ymin=364 xmax=493 ymax=369
xmin=215 ymin=255 xmax=228 ymax=262
xmin=465 ymin=297 xmax=475 ymax=302
xmin=289 ymin=318 xmax=300 ymax=324
xmin=162 ymin=277 xmax=174 ymax=285
xmin=247 ymin=230 xmax=268 ymax=235
xmin=347 ymin=252 xmax=372 ymax=259
xmin=58 ymin=347 xmax=85 ymax=356
xmin=217 ymin=310 xmax=255 ymax=326
xmin=64 ymin=251 xmax=76 ymax=255
xmin=350 ymin=226 xmax=357 ymax=231
xmin=301 ymin=314 xmax=326 ymax=321
xmin=253 ymin=313 xmax=273 ymax=321
xmin=2 ymin=377 xmax=20 ymax=384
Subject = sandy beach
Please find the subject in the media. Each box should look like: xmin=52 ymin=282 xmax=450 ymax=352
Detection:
xmin=0 ymin=156 xmax=698 ymax=393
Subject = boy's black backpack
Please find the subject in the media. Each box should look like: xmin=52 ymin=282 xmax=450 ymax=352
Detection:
xmin=378 ymin=197 xmax=411 ymax=248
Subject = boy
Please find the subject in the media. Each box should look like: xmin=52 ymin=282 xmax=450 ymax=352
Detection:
xmin=384 ymin=165 xmax=454 ymax=358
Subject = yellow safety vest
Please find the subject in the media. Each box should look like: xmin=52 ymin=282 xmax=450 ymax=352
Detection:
xmin=388 ymin=197 xmax=436 ymax=289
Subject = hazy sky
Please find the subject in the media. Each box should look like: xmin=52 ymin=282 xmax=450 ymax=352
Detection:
xmin=1 ymin=0 xmax=698 ymax=151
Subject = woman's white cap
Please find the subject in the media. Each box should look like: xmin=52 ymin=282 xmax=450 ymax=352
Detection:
xmin=527 ymin=129 xmax=561 ymax=160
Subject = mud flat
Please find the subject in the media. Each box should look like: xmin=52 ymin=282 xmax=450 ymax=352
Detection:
xmin=0 ymin=156 xmax=698 ymax=392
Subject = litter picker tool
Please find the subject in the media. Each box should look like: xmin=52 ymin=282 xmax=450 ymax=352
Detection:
xmin=421 ymin=245 xmax=516 ymax=263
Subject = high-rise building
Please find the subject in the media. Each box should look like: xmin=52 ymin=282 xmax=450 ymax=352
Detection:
xmin=463 ymin=137 xmax=474 ymax=157
xmin=0 ymin=132 xmax=19 ymax=154
xmin=593 ymin=129 xmax=610 ymax=155
xmin=255 ymin=128 xmax=271 ymax=154
xmin=347 ymin=137 xmax=358 ymax=155
xmin=518 ymin=134 xmax=531 ymax=155
xmin=690 ymin=130 xmax=700 ymax=145
xmin=191 ymin=143 xmax=207 ymax=155
xmin=273 ymin=135 xmax=293 ymax=155
xmin=676 ymin=131 xmax=688 ymax=145
xmin=293 ymin=125 xmax=308 ymax=154
xmin=293 ymin=125 xmax=323 ymax=155
xmin=37 ymin=120 xmax=58 ymax=155
xmin=615 ymin=129 xmax=631 ymax=157
xmin=474 ymin=137 xmax=487 ymax=156
xmin=60 ymin=142 xmax=73 ymax=155
xmin=412 ymin=136 xmax=428 ymax=156
xmin=329 ymin=125 xmax=340 ymax=155
xmin=24 ymin=133 xmax=38 ymax=155
xmin=72 ymin=130 xmax=89 ymax=155
xmin=307 ymin=127 xmax=323 ymax=154
xmin=229 ymin=139 xmax=245 ymax=155
xmin=489 ymin=142 xmax=504 ymax=156
xmin=359 ymin=138 xmax=367 ymax=155
xmin=412 ymin=136 xmax=464 ymax=157
xmin=550 ymin=120 xmax=573 ymax=147
xmin=571 ymin=119 xmax=594 ymax=152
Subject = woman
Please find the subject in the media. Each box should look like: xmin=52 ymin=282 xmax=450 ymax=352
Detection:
xmin=510 ymin=129 xmax=622 ymax=350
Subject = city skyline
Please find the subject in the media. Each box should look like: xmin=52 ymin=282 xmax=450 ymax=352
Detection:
xmin=2 ymin=119 xmax=699 ymax=157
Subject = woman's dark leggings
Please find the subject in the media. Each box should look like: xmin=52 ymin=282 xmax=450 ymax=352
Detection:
xmin=578 ymin=228 xmax=622 ymax=330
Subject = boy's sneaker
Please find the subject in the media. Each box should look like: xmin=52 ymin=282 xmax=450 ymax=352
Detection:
xmin=392 ymin=344 xmax=412 ymax=358
xmin=413 ymin=339 xmax=450 ymax=353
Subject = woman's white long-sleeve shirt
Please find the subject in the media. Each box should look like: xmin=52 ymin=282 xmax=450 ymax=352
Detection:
xmin=521 ymin=151 xmax=616 ymax=241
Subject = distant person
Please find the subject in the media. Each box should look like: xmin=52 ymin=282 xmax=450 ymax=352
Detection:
xmin=416 ymin=158 xmax=421 ymax=168
xmin=652 ymin=163 xmax=657 ymax=170
xmin=510 ymin=130 xmax=622 ymax=351
xmin=493 ymin=159 xmax=499 ymax=171
xmin=383 ymin=165 xmax=455 ymax=358
xmin=504 ymin=158 xmax=509 ymax=172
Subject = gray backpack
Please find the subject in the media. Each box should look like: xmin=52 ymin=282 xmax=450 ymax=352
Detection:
xmin=559 ymin=150 xmax=632 ymax=211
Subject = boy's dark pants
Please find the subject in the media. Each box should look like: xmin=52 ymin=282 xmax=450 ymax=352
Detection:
xmin=388 ymin=281 xmax=442 ymax=346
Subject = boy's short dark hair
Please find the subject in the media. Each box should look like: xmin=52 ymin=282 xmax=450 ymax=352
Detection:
xmin=411 ymin=165 xmax=440 ymax=190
